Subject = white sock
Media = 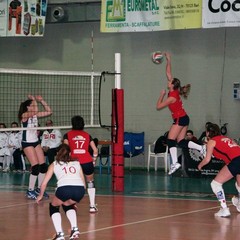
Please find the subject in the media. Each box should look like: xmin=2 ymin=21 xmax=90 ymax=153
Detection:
xmin=188 ymin=141 xmax=202 ymax=151
xmin=66 ymin=209 xmax=77 ymax=229
xmin=38 ymin=173 xmax=45 ymax=188
xmin=51 ymin=212 xmax=63 ymax=233
xmin=28 ymin=174 xmax=37 ymax=190
xmin=169 ymin=147 xmax=178 ymax=165
xmin=87 ymin=188 xmax=96 ymax=207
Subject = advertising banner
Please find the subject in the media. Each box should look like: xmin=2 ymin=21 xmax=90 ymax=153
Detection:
xmin=101 ymin=0 xmax=202 ymax=32
xmin=0 ymin=0 xmax=47 ymax=37
xmin=202 ymin=0 xmax=240 ymax=28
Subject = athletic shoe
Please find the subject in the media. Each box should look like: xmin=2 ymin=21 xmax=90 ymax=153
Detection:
xmin=2 ymin=167 xmax=10 ymax=173
xmin=168 ymin=163 xmax=181 ymax=175
xmin=26 ymin=190 xmax=38 ymax=200
xmin=89 ymin=205 xmax=98 ymax=213
xmin=52 ymin=232 xmax=65 ymax=240
xmin=214 ymin=207 xmax=231 ymax=217
xmin=69 ymin=227 xmax=80 ymax=240
xmin=200 ymin=145 xmax=207 ymax=158
xmin=35 ymin=187 xmax=49 ymax=199
xmin=232 ymin=196 xmax=240 ymax=212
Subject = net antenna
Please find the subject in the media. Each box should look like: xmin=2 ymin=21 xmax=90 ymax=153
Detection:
xmin=0 ymin=68 xmax=102 ymax=132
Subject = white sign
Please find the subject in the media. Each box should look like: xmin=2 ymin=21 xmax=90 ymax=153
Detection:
xmin=202 ymin=0 xmax=240 ymax=28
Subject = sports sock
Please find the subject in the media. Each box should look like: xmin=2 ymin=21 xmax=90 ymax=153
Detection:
xmin=28 ymin=174 xmax=37 ymax=190
xmin=51 ymin=212 xmax=63 ymax=233
xmin=188 ymin=141 xmax=202 ymax=151
xmin=66 ymin=209 xmax=77 ymax=229
xmin=169 ymin=147 xmax=178 ymax=165
xmin=87 ymin=188 xmax=96 ymax=207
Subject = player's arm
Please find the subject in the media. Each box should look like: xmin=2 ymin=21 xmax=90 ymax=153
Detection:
xmin=36 ymin=163 xmax=54 ymax=203
xmin=156 ymin=90 xmax=175 ymax=110
xmin=198 ymin=140 xmax=215 ymax=170
xmin=165 ymin=52 xmax=173 ymax=82
xmin=35 ymin=95 xmax=52 ymax=117
xmin=90 ymin=140 xmax=98 ymax=164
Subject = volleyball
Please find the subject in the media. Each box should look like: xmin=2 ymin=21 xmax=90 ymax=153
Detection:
xmin=152 ymin=51 xmax=164 ymax=64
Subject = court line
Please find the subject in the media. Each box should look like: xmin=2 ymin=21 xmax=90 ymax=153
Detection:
xmin=45 ymin=205 xmax=224 ymax=240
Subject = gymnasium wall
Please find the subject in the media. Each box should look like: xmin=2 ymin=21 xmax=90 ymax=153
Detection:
xmin=0 ymin=22 xmax=239 ymax=167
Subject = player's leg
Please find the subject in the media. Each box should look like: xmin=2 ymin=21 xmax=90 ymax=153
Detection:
xmin=23 ymin=146 xmax=39 ymax=199
xmin=211 ymin=166 xmax=233 ymax=217
xmin=167 ymin=124 xmax=183 ymax=175
xmin=35 ymin=144 xmax=49 ymax=198
xmin=82 ymin=162 xmax=98 ymax=213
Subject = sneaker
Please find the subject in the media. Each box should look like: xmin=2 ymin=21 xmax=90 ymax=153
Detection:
xmin=35 ymin=187 xmax=49 ymax=199
xmin=26 ymin=190 xmax=38 ymax=200
xmin=214 ymin=207 xmax=231 ymax=217
xmin=52 ymin=232 xmax=65 ymax=240
xmin=89 ymin=205 xmax=98 ymax=213
xmin=69 ymin=227 xmax=80 ymax=240
xmin=168 ymin=163 xmax=181 ymax=175
xmin=2 ymin=167 xmax=10 ymax=173
xmin=232 ymin=196 xmax=240 ymax=212
xmin=200 ymin=145 xmax=207 ymax=158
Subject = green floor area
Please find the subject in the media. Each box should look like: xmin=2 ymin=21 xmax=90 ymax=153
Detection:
xmin=0 ymin=167 xmax=237 ymax=201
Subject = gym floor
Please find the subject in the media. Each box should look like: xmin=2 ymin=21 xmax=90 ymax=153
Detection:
xmin=0 ymin=168 xmax=239 ymax=240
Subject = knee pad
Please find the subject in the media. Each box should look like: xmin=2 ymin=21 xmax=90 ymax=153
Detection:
xmin=211 ymin=180 xmax=224 ymax=198
xmin=62 ymin=204 xmax=75 ymax=213
xmin=87 ymin=181 xmax=95 ymax=189
xmin=167 ymin=139 xmax=177 ymax=149
xmin=31 ymin=164 xmax=39 ymax=176
xmin=49 ymin=203 xmax=60 ymax=217
xmin=177 ymin=139 xmax=189 ymax=149
xmin=39 ymin=163 xmax=48 ymax=173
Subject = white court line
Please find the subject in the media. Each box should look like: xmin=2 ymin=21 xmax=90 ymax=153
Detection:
xmin=45 ymin=205 xmax=223 ymax=240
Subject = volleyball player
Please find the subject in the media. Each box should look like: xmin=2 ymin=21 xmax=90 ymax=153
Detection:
xmin=36 ymin=144 xmax=85 ymax=240
xmin=63 ymin=115 xmax=99 ymax=213
xmin=156 ymin=52 xmax=205 ymax=175
xmin=18 ymin=95 xmax=52 ymax=199
xmin=198 ymin=123 xmax=240 ymax=217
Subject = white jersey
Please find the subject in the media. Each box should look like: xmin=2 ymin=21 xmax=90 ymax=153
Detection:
xmin=21 ymin=115 xmax=38 ymax=143
xmin=0 ymin=132 xmax=10 ymax=156
xmin=8 ymin=131 xmax=22 ymax=149
xmin=41 ymin=129 xmax=62 ymax=149
xmin=53 ymin=160 xmax=84 ymax=187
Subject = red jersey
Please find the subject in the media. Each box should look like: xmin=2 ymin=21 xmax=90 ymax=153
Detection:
xmin=65 ymin=130 xmax=92 ymax=164
xmin=168 ymin=90 xmax=187 ymax=119
xmin=212 ymin=135 xmax=240 ymax=164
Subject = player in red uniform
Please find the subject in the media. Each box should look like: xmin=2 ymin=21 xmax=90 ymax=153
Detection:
xmin=156 ymin=52 xmax=205 ymax=175
xmin=63 ymin=115 xmax=98 ymax=213
xmin=198 ymin=123 xmax=240 ymax=217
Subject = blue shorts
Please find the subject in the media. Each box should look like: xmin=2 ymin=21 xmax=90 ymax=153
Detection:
xmin=227 ymin=156 xmax=240 ymax=177
xmin=22 ymin=141 xmax=40 ymax=149
xmin=173 ymin=115 xmax=190 ymax=127
xmin=55 ymin=185 xmax=85 ymax=202
xmin=81 ymin=162 xmax=94 ymax=175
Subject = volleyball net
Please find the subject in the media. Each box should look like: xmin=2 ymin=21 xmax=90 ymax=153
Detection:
xmin=0 ymin=68 xmax=114 ymax=131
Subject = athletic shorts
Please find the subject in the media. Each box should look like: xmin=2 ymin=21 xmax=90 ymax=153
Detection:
xmin=227 ymin=156 xmax=240 ymax=177
xmin=56 ymin=185 xmax=85 ymax=202
xmin=81 ymin=161 xmax=94 ymax=175
xmin=173 ymin=115 xmax=190 ymax=127
xmin=21 ymin=141 xmax=40 ymax=149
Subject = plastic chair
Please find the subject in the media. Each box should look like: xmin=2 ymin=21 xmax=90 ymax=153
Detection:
xmin=147 ymin=142 xmax=169 ymax=173
xmin=98 ymin=145 xmax=111 ymax=174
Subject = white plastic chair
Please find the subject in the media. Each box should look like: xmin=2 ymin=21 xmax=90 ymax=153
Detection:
xmin=147 ymin=142 xmax=169 ymax=173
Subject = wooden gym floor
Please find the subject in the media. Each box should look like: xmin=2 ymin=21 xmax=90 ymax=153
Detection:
xmin=0 ymin=168 xmax=240 ymax=240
